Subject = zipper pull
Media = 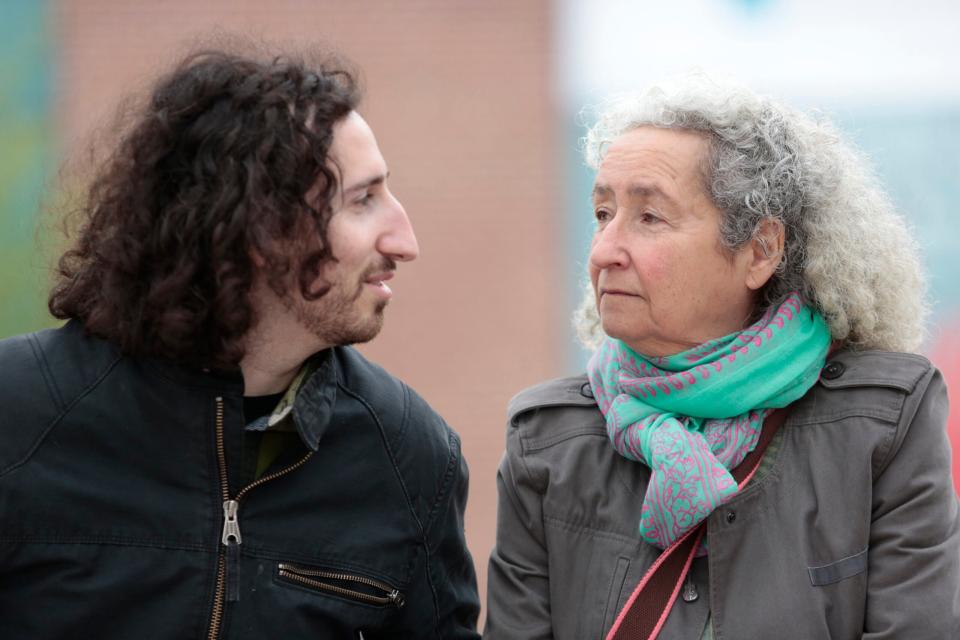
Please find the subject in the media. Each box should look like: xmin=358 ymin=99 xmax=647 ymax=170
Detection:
xmin=682 ymin=573 xmax=699 ymax=603
xmin=388 ymin=589 xmax=406 ymax=609
xmin=222 ymin=499 xmax=242 ymax=545
xmin=222 ymin=500 xmax=242 ymax=602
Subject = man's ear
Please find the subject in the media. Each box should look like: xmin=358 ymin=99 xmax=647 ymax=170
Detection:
xmin=745 ymin=217 xmax=785 ymax=291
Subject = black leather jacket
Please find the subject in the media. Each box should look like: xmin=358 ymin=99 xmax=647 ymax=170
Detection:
xmin=0 ymin=322 xmax=480 ymax=638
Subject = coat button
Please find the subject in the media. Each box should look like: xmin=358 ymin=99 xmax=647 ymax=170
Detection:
xmin=725 ymin=510 xmax=737 ymax=524
xmin=580 ymin=382 xmax=595 ymax=399
xmin=821 ymin=361 xmax=845 ymax=380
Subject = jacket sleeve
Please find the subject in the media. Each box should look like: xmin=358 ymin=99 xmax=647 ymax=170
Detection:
xmin=863 ymin=368 xmax=960 ymax=639
xmin=426 ymin=436 xmax=481 ymax=639
xmin=484 ymin=417 xmax=553 ymax=639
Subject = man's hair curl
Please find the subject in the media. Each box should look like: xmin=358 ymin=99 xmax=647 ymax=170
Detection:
xmin=49 ymin=47 xmax=361 ymax=369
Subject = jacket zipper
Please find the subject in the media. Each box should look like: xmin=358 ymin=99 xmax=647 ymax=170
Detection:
xmin=207 ymin=396 xmax=315 ymax=640
xmin=277 ymin=563 xmax=406 ymax=608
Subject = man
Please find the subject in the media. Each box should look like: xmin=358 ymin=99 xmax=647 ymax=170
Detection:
xmin=0 ymin=48 xmax=479 ymax=638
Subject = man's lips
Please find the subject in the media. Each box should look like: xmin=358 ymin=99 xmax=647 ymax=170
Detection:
xmin=364 ymin=271 xmax=395 ymax=285
xmin=363 ymin=271 xmax=395 ymax=297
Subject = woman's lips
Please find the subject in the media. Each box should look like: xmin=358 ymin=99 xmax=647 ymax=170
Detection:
xmin=600 ymin=288 xmax=640 ymax=298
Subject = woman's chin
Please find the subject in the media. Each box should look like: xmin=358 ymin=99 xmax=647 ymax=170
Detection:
xmin=601 ymin=329 xmax=681 ymax=359
xmin=601 ymin=315 xmax=643 ymax=342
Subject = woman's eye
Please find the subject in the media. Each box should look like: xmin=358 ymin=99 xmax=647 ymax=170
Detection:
xmin=640 ymin=212 xmax=661 ymax=224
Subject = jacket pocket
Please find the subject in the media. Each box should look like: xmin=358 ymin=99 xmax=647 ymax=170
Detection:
xmin=276 ymin=562 xmax=406 ymax=609
xmin=600 ymin=557 xmax=631 ymax=637
xmin=807 ymin=547 xmax=868 ymax=586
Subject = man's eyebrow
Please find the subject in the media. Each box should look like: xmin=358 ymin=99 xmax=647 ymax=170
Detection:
xmin=343 ymin=171 xmax=389 ymax=195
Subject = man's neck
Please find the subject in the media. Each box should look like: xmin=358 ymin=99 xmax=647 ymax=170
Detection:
xmin=239 ymin=349 xmax=308 ymax=396
xmin=240 ymin=312 xmax=330 ymax=397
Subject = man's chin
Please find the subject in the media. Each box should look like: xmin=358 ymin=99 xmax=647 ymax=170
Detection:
xmin=346 ymin=319 xmax=384 ymax=346
xmin=324 ymin=306 xmax=387 ymax=347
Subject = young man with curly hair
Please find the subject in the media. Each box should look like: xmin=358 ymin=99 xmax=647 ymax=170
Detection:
xmin=0 ymin=48 xmax=479 ymax=639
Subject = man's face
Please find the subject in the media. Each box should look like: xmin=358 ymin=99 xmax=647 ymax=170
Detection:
xmin=285 ymin=111 xmax=419 ymax=347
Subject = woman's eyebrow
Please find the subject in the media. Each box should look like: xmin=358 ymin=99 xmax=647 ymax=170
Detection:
xmin=591 ymin=181 xmax=676 ymax=206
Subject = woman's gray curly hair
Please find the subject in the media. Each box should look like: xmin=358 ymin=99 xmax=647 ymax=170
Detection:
xmin=575 ymin=75 xmax=927 ymax=353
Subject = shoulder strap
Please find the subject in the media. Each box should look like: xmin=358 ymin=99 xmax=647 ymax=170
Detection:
xmin=606 ymin=408 xmax=789 ymax=640
xmin=731 ymin=408 xmax=787 ymax=487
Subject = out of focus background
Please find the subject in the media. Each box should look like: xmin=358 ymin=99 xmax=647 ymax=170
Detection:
xmin=3 ymin=0 xmax=958 ymax=620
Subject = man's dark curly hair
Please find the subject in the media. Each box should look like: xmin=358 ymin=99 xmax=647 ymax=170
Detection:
xmin=49 ymin=48 xmax=361 ymax=369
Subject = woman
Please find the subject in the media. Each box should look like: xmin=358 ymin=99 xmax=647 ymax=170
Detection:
xmin=484 ymin=77 xmax=959 ymax=639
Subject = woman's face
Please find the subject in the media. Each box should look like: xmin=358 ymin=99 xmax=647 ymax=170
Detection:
xmin=589 ymin=126 xmax=759 ymax=357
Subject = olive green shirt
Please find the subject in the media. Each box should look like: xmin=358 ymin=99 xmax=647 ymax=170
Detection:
xmin=245 ymin=357 xmax=322 ymax=478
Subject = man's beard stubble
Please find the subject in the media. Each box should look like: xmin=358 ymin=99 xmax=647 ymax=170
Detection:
xmin=288 ymin=258 xmax=395 ymax=348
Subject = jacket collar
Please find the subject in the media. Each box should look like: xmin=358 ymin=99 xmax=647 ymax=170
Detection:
xmin=289 ymin=349 xmax=339 ymax=451
xmin=144 ymin=342 xmax=339 ymax=452
xmin=143 ymin=356 xmax=245 ymax=392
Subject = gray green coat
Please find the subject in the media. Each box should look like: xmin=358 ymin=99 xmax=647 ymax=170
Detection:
xmin=484 ymin=351 xmax=960 ymax=639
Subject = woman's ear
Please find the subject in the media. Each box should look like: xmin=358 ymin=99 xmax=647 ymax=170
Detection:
xmin=745 ymin=217 xmax=785 ymax=290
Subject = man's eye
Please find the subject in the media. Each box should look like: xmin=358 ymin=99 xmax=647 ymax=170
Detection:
xmin=356 ymin=193 xmax=374 ymax=207
xmin=594 ymin=208 xmax=612 ymax=223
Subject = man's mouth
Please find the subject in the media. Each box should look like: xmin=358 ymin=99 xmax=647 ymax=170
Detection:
xmin=363 ymin=271 xmax=395 ymax=296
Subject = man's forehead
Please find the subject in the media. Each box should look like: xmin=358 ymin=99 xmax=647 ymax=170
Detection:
xmin=329 ymin=112 xmax=371 ymax=160
xmin=328 ymin=111 xmax=388 ymax=190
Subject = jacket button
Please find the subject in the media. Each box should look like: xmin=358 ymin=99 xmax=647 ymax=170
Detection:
xmin=580 ymin=382 xmax=595 ymax=399
xmin=821 ymin=361 xmax=845 ymax=380
xmin=725 ymin=510 xmax=737 ymax=524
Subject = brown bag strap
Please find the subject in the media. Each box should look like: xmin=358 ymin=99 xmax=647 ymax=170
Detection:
xmin=606 ymin=408 xmax=789 ymax=640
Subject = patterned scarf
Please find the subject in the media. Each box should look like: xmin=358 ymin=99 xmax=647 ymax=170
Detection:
xmin=588 ymin=293 xmax=831 ymax=549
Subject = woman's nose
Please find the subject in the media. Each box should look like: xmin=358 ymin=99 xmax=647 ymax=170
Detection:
xmin=589 ymin=216 xmax=628 ymax=270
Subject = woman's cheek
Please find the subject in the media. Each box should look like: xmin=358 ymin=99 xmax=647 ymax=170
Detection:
xmin=632 ymin=246 xmax=670 ymax=290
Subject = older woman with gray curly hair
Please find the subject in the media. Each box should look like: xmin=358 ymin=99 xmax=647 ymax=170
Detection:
xmin=484 ymin=77 xmax=959 ymax=640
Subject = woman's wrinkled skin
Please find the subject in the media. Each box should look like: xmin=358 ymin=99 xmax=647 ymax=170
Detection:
xmin=589 ymin=126 xmax=782 ymax=356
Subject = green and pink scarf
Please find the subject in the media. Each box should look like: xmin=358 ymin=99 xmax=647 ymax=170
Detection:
xmin=588 ymin=293 xmax=831 ymax=549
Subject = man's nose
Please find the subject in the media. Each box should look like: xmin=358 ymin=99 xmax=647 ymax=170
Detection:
xmin=378 ymin=192 xmax=419 ymax=262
